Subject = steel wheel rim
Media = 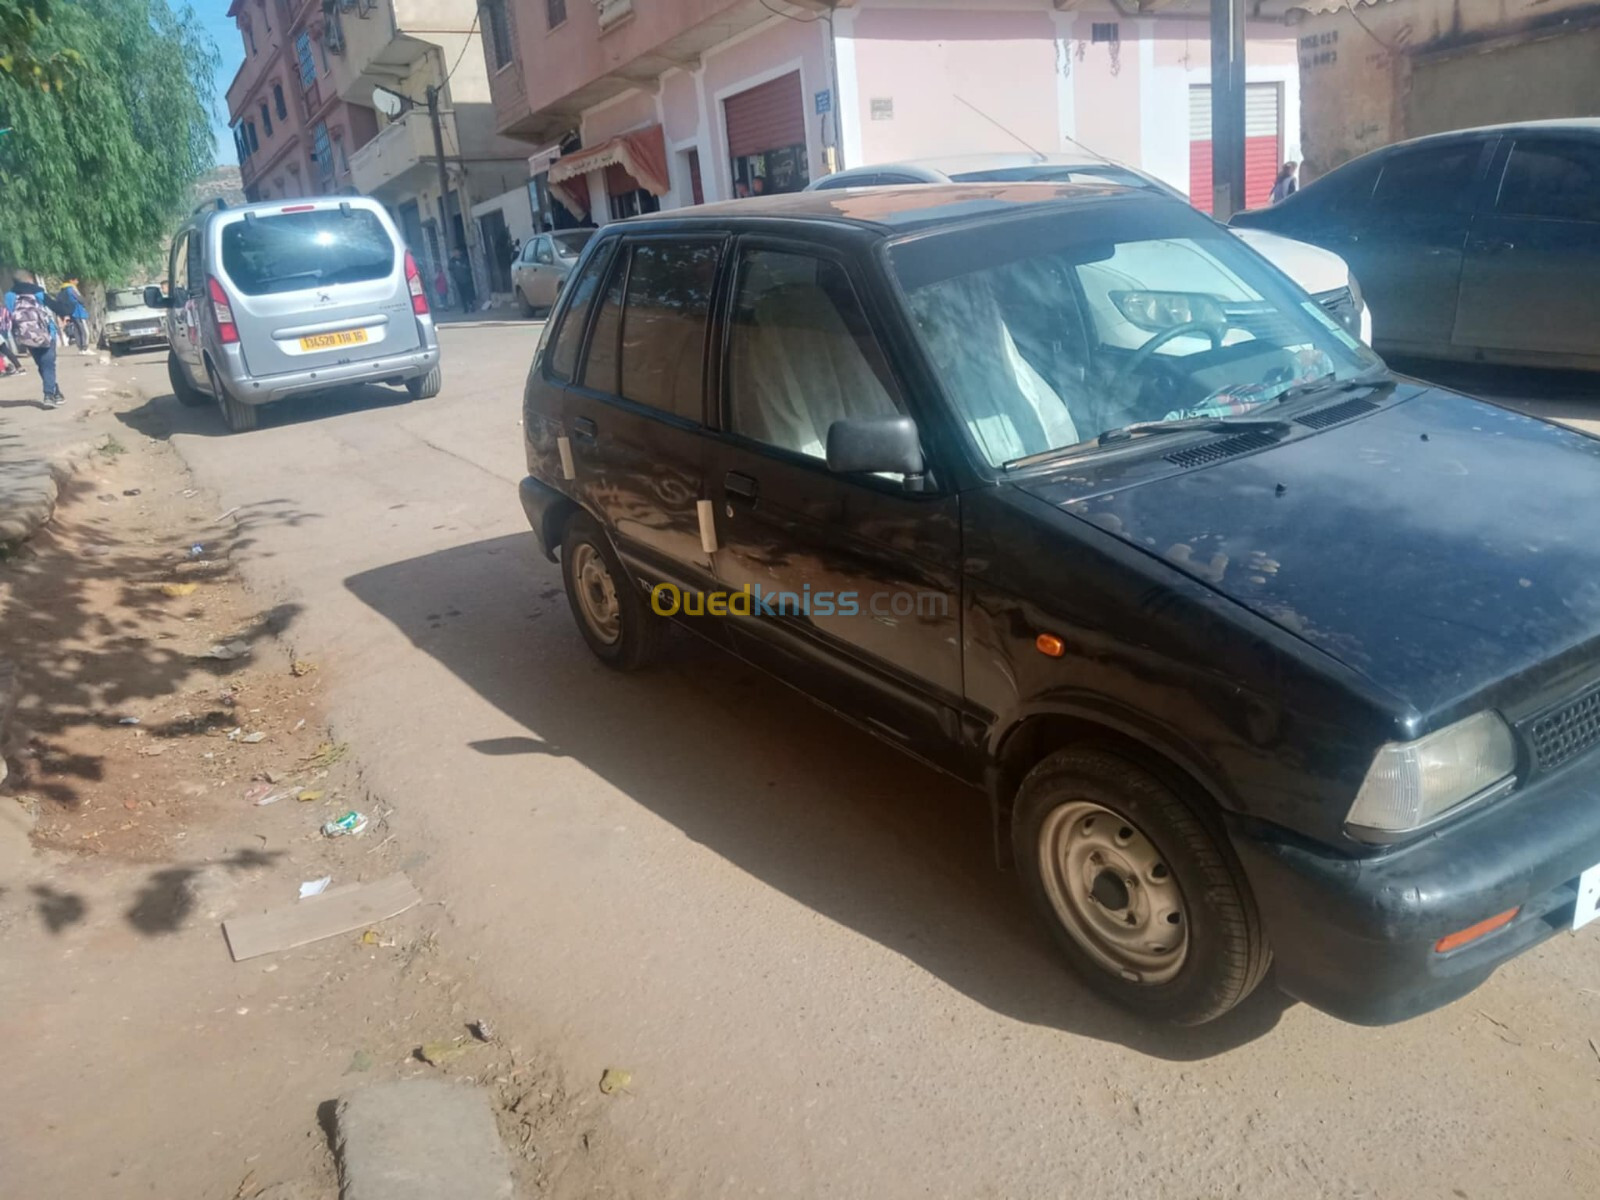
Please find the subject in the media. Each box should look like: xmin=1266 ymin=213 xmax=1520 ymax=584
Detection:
xmin=571 ymin=542 xmax=621 ymax=645
xmin=1038 ymin=800 xmax=1189 ymax=985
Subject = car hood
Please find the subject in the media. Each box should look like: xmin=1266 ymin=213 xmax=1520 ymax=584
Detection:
xmin=1023 ymin=388 xmax=1600 ymax=716
xmin=1230 ymin=227 xmax=1347 ymax=295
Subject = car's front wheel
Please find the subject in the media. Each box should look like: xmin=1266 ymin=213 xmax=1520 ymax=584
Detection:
xmin=1013 ymin=747 xmax=1270 ymax=1024
xmin=169 ymin=351 xmax=209 ymax=407
xmin=560 ymin=512 xmax=664 ymax=671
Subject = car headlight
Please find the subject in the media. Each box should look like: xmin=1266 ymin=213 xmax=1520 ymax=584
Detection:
xmin=106 ymin=322 xmax=124 ymax=336
xmin=1346 ymin=711 xmax=1516 ymax=841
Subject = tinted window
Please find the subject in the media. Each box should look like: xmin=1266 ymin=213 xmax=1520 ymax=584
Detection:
xmin=726 ymin=250 xmax=903 ymax=458
xmin=546 ymin=244 xmax=610 ymax=382
xmin=580 ymin=263 xmax=624 ymax=395
xmin=220 ymin=209 xmax=395 ymax=296
xmin=170 ymin=234 xmax=189 ymax=294
xmin=1372 ymin=143 xmax=1482 ymax=212
xmin=619 ymin=242 xmax=719 ymax=421
xmin=1497 ymin=140 xmax=1600 ymax=222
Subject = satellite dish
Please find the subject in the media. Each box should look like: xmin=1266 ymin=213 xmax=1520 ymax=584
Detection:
xmin=371 ymin=86 xmax=404 ymax=119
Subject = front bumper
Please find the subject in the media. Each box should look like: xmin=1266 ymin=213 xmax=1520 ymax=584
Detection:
xmin=1229 ymin=753 xmax=1600 ymax=1024
xmin=219 ymin=340 xmax=440 ymax=407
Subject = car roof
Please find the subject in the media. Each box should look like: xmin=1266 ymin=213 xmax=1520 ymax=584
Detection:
xmin=611 ymin=180 xmax=1146 ymax=236
xmin=831 ymin=151 xmax=1116 ymax=179
xmin=192 ymin=195 xmax=388 ymax=229
xmin=1385 ymin=116 xmax=1600 ymax=154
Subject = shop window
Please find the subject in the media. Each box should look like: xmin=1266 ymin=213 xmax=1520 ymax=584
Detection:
xmin=731 ymin=144 xmax=809 ymax=199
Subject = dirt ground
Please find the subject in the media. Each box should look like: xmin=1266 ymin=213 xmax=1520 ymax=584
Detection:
xmin=0 ymin=414 xmax=622 ymax=1198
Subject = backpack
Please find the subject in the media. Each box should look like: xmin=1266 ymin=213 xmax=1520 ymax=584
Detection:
xmin=13 ymin=295 xmax=53 ymax=349
xmin=46 ymin=290 xmax=76 ymax=319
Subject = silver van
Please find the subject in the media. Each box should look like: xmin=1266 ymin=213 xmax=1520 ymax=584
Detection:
xmin=146 ymin=196 xmax=441 ymax=432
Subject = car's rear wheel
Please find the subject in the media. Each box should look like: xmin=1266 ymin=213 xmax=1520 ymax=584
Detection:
xmin=169 ymin=351 xmax=209 ymax=407
xmin=560 ymin=512 xmax=664 ymax=671
xmin=207 ymin=363 xmax=258 ymax=433
xmin=406 ymin=364 xmax=442 ymax=400
xmin=1013 ymin=747 xmax=1270 ymax=1025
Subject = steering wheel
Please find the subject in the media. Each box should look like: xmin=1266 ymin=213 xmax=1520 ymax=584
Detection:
xmin=1112 ymin=321 xmax=1223 ymax=388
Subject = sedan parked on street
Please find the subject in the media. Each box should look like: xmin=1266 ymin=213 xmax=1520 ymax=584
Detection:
xmin=512 ymin=230 xmax=596 ymax=317
xmin=811 ymin=153 xmax=1372 ymax=344
xmin=1231 ymin=119 xmax=1600 ymax=370
xmin=101 ymin=287 xmax=169 ymax=356
xmin=520 ymin=184 xmax=1600 ymax=1026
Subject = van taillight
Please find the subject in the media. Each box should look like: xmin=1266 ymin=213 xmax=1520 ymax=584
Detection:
xmin=404 ymin=251 xmax=428 ymax=316
xmin=207 ymin=276 xmax=239 ymax=344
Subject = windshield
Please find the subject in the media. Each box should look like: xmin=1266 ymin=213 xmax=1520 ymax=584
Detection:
xmin=107 ymin=289 xmax=147 ymax=310
xmin=890 ymin=199 xmax=1380 ymax=467
xmin=552 ymin=231 xmax=594 ymax=258
xmin=220 ymin=208 xmax=396 ymax=296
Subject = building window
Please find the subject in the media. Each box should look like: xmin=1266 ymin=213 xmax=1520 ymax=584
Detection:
xmin=246 ymin=121 xmax=259 ymax=154
xmin=274 ymin=82 xmax=287 ymax=120
xmin=235 ymin=125 xmax=249 ymax=162
xmin=1091 ymin=22 xmax=1119 ymax=42
xmin=260 ymin=102 xmax=273 ymax=137
xmin=295 ymin=31 xmax=316 ymax=86
xmin=312 ymin=121 xmax=332 ymax=175
xmin=485 ymin=0 xmax=515 ymax=68
xmin=546 ymin=0 xmax=566 ymax=30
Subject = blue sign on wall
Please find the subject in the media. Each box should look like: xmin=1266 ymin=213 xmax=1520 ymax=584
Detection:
xmin=815 ymin=89 xmax=832 ymax=115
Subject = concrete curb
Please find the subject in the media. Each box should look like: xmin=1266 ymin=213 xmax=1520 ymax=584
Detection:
xmin=0 ymin=460 xmax=60 ymax=546
xmin=334 ymin=1080 xmax=514 ymax=1200
xmin=435 ymin=319 xmax=537 ymax=330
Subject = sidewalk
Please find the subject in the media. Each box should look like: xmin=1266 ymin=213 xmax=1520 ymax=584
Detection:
xmin=431 ymin=300 xmax=534 ymax=330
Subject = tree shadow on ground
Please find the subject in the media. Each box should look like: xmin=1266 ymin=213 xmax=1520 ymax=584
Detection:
xmin=347 ymin=533 xmax=1293 ymax=1062
xmin=124 ymin=846 xmax=281 ymax=935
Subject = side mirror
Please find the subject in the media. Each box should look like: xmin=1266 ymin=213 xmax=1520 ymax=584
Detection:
xmin=825 ymin=416 xmax=924 ymax=478
xmin=144 ymin=285 xmax=168 ymax=309
xmin=171 ymin=285 xmax=190 ymax=307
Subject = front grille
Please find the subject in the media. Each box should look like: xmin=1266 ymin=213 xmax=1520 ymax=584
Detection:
xmin=1314 ymin=287 xmax=1358 ymax=334
xmin=1163 ymin=430 xmax=1279 ymax=468
xmin=1527 ymin=684 xmax=1600 ymax=772
xmin=1295 ymin=397 xmax=1379 ymax=430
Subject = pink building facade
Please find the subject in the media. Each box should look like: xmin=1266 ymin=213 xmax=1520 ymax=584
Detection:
xmin=491 ymin=0 xmax=1300 ymax=226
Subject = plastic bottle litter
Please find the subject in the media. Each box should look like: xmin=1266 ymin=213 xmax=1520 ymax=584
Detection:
xmin=118 ymin=716 xmax=141 ymax=726
xmin=189 ymin=543 xmax=205 ymax=558
xmin=321 ymin=811 xmax=369 ymax=838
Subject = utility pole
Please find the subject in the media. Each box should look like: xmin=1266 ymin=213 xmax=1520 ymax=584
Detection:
xmin=426 ymin=84 xmax=454 ymax=268
xmin=1209 ymin=0 xmax=1247 ymax=219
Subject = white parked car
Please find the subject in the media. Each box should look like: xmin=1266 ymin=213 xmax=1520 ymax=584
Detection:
xmin=809 ymin=153 xmax=1372 ymax=345
xmin=101 ymin=287 xmax=170 ymax=356
xmin=511 ymin=230 xmax=596 ymax=317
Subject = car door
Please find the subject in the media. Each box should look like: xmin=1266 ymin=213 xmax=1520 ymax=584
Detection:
xmin=706 ymin=240 xmax=966 ymax=774
xmin=168 ymin=228 xmax=206 ymax=383
xmin=531 ymin=236 xmax=559 ymax=307
xmin=1333 ymin=138 xmax=1495 ymax=354
xmin=512 ymin=239 xmax=539 ymax=302
xmin=564 ymin=234 xmax=726 ymax=598
xmin=1452 ymin=134 xmax=1600 ymax=363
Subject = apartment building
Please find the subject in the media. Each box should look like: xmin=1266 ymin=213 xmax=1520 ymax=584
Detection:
xmin=228 ymin=0 xmax=534 ymax=302
xmin=482 ymin=0 xmax=1301 ymax=227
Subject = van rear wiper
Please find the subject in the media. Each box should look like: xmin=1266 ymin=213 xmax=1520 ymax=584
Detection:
xmin=1004 ymin=417 xmax=1289 ymax=470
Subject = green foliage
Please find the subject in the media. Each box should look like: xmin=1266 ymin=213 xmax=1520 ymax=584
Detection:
xmin=0 ymin=0 xmax=219 ymax=281
xmin=0 ymin=0 xmax=82 ymax=91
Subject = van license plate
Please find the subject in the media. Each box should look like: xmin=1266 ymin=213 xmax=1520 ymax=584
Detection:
xmin=299 ymin=329 xmax=369 ymax=351
xmin=1574 ymin=862 xmax=1600 ymax=931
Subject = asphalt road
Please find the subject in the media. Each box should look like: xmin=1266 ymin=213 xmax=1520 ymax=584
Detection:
xmin=117 ymin=334 xmax=1600 ymax=1199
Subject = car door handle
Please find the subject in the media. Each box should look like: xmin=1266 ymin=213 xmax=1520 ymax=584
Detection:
xmin=724 ymin=471 xmax=759 ymax=501
xmin=572 ymin=417 xmax=597 ymax=442
xmin=1477 ymin=239 xmax=1515 ymax=254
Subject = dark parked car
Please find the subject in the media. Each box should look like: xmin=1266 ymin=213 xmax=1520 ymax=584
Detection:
xmin=519 ymin=184 xmax=1600 ymax=1026
xmin=1231 ymin=118 xmax=1600 ymax=370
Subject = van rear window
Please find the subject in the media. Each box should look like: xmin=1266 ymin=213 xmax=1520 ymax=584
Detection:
xmin=220 ymin=209 xmax=396 ymax=296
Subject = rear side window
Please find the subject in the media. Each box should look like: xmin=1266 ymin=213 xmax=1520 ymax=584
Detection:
xmin=1496 ymin=140 xmax=1600 ymax=222
xmin=580 ymin=265 xmax=625 ymax=395
xmin=220 ymin=209 xmax=395 ymax=296
xmin=1371 ymin=143 xmax=1482 ymax=213
xmin=545 ymin=244 xmax=611 ymax=381
xmin=618 ymin=242 xmax=719 ymax=421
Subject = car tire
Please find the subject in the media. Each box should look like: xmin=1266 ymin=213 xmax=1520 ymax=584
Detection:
xmin=1012 ymin=747 xmax=1270 ymax=1025
xmin=169 ymin=351 xmax=209 ymax=407
xmin=518 ymin=287 xmax=537 ymax=319
xmin=560 ymin=511 xmax=664 ymax=671
xmin=207 ymin=363 xmax=258 ymax=433
xmin=406 ymin=365 xmax=442 ymax=400
xmin=108 ymin=342 xmax=124 ymax=358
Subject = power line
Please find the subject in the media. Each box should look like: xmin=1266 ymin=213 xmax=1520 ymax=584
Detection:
xmin=759 ymin=0 xmax=824 ymax=24
xmin=444 ymin=10 xmax=483 ymax=88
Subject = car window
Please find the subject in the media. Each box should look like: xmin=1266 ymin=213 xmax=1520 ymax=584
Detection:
xmin=108 ymin=289 xmax=144 ymax=310
xmin=535 ymin=237 xmax=554 ymax=265
xmin=580 ymin=261 xmax=625 ymax=395
xmin=170 ymin=234 xmax=189 ymax=295
xmin=185 ymin=231 xmax=204 ymax=294
xmin=546 ymin=244 xmax=611 ymax=382
xmin=816 ymin=173 xmax=881 ymax=190
xmin=619 ymin=241 xmax=719 ymax=422
xmin=553 ymin=232 xmax=594 ymax=258
xmin=1496 ymin=139 xmax=1600 ymax=222
xmin=1371 ymin=143 xmax=1483 ymax=213
xmin=520 ymin=240 xmax=539 ymax=263
xmin=220 ymin=208 xmax=395 ymax=296
xmin=726 ymin=249 xmax=904 ymax=459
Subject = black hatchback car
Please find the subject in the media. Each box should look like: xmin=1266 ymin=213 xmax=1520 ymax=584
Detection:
xmin=519 ymin=184 xmax=1600 ymax=1026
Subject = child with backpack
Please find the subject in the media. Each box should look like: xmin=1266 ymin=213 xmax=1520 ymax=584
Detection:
xmin=0 ymin=303 xmax=26 ymax=377
xmin=9 ymin=276 xmax=64 ymax=407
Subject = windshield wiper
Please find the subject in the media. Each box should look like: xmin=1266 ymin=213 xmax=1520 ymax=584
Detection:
xmin=1264 ymin=371 xmax=1397 ymax=411
xmin=1004 ymin=417 xmax=1289 ymax=470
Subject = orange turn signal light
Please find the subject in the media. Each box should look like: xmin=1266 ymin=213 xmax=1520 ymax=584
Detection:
xmin=1035 ymin=633 xmax=1065 ymax=658
xmin=1434 ymin=906 xmax=1520 ymax=954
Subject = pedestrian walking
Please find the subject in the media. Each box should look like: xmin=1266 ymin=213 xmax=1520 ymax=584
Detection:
xmin=60 ymin=278 xmax=90 ymax=352
xmin=9 ymin=275 xmax=64 ymax=407
xmin=0 ymin=302 xmax=27 ymax=377
xmin=448 ymin=246 xmax=476 ymax=315
xmin=1269 ymin=161 xmax=1299 ymax=204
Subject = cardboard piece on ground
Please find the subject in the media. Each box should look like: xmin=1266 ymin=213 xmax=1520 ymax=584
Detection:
xmin=223 ymin=873 xmax=421 ymax=961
